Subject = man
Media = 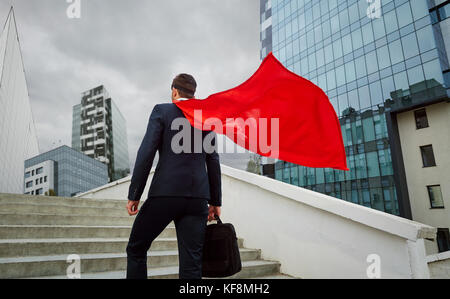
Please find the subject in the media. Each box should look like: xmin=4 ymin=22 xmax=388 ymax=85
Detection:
xmin=126 ymin=74 xmax=222 ymax=279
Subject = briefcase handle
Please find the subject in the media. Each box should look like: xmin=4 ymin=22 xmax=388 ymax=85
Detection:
xmin=214 ymin=215 xmax=223 ymax=224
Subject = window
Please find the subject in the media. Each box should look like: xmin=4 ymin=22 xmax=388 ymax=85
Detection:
xmin=414 ymin=109 xmax=429 ymax=129
xmin=35 ymin=179 xmax=39 ymax=185
xmin=40 ymin=177 xmax=43 ymax=184
xmin=36 ymin=167 xmax=43 ymax=175
xmin=26 ymin=181 xmax=33 ymax=188
xmin=44 ymin=176 xmax=47 ymax=183
xmin=25 ymin=172 xmax=31 ymax=179
xmin=36 ymin=188 xmax=43 ymax=195
xmin=428 ymin=185 xmax=444 ymax=208
xmin=420 ymin=145 xmax=436 ymax=167
xmin=32 ymin=170 xmax=35 ymax=176
xmin=437 ymin=228 xmax=450 ymax=253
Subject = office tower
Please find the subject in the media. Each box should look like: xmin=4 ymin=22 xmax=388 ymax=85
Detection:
xmin=24 ymin=145 xmax=109 ymax=197
xmin=0 ymin=8 xmax=39 ymax=194
xmin=72 ymin=85 xmax=130 ymax=182
xmin=260 ymin=0 xmax=449 ymax=230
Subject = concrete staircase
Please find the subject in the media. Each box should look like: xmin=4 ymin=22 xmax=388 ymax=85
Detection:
xmin=0 ymin=193 xmax=289 ymax=279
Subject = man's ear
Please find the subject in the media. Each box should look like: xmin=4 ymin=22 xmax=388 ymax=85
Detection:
xmin=172 ymin=88 xmax=179 ymax=98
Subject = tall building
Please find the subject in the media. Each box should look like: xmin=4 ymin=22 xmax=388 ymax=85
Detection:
xmin=260 ymin=0 xmax=449 ymax=250
xmin=24 ymin=145 xmax=109 ymax=197
xmin=72 ymin=85 xmax=130 ymax=182
xmin=395 ymin=100 xmax=450 ymax=253
xmin=0 ymin=8 xmax=39 ymax=194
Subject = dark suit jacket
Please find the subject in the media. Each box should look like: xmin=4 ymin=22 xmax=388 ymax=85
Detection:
xmin=127 ymin=103 xmax=222 ymax=206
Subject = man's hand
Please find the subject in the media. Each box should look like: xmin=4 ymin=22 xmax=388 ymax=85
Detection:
xmin=208 ymin=205 xmax=221 ymax=222
xmin=127 ymin=200 xmax=140 ymax=216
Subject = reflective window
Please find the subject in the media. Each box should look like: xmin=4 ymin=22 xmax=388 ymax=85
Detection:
xmin=384 ymin=10 xmax=399 ymax=34
xmin=373 ymin=17 xmax=386 ymax=40
xmin=416 ymin=26 xmax=435 ymax=53
xmin=351 ymin=28 xmax=363 ymax=50
xmin=362 ymin=23 xmax=374 ymax=45
xmin=420 ymin=145 xmax=437 ymax=167
xmin=379 ymin=149 xmax=393 ymax=176
xmin=414 ymin=109 xmax=429 ymax=129
xmin=345 ymin=61 xmax=356 ymax=83
xmin=401 ymin=33 xmax=419 ymax=60
xmin=316 ymin=168 xmax=325 ymax=184
xmin=381 ymin=76 xmax=395 ymax=100
xmin=291 ymin=166 xmax=299 ymax=186
xmin=397 ymin=3 xmax=413 ymax=28
xmin=428 ymin=185 xmax=444 ymax=208
xmin=366 ymin=152 xmax=380 ymax=177
xmin=358 ymin=85 xmax=371 ymax=110
xmin=365 ymin=51 xmax=378 ymax=74
xmin=423 ymin=59 xmax=444 ymax=84
xmin=369 ymin=81 xmax=383 ymax=106
xmin=411 ymin=0 xmax=429 ymax=20
xmin=407 ymin=65 xmax=425 ymax=85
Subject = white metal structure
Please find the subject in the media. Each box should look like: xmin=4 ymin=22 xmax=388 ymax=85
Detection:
xmin=0 ymin=8 xmax=39 ymax=194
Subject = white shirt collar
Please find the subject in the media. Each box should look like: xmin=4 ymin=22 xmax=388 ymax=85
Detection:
xmin=177 ymin=98 xmax=189 ymax=101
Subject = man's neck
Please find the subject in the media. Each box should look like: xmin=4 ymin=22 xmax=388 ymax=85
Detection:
xmin=173 ymin=97 xmax=188 ymax=101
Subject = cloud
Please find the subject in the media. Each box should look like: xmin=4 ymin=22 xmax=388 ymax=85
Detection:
xmin=0 ymin=0 xmax=260 ymax=171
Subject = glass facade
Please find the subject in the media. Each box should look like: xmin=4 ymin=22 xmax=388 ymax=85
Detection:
xmin=108 ymin=99 xmax=131 ymax=181
xmin=72 ymin=104 xmax=81 ymax=152
xmin=24 ymin=146 xmax=109 ymax=197
xmin=72 ymin=86 xmax=130 ymax=183
xmin=261 ymin=0 xmax=449 ymax=216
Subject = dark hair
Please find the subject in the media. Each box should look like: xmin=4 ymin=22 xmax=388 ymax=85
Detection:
xmin=172 ymin=73 xmax=197 ymax=98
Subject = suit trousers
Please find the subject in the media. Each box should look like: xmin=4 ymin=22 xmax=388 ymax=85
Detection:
xmin=126 ymin=196 xmax=209 ymax=279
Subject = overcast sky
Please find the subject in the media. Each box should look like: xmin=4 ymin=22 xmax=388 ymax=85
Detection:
xmin=0 ymin=0 xmax=260 ymax=170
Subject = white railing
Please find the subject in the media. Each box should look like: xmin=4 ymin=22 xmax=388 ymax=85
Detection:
xmin=77 ymin=165 xmax=438 ymax=278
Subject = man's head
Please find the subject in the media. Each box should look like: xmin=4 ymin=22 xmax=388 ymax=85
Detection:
xmin=171 ymin=73 xmax=197 ymax=100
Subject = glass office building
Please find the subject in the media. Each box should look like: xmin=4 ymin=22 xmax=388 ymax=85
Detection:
xmin=72 ymin=86 xmax=131 ymax=182
xmin=109 ymin=98 xmax=131 ymax=181
xmin=260 ymin=0 xmax=449 ymax=217
xmin=24 ymin=146 xmax=109 ymax=197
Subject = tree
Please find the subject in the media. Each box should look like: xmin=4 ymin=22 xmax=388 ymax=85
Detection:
xmin=246 ymin=154 xmax=262 ymax=175
xmin=44 ymin=189 xmax=56 ymax=196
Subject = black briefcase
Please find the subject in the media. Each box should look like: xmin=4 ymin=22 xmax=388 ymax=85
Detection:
xmin=202 ymin=215 xmax=242 ymax=278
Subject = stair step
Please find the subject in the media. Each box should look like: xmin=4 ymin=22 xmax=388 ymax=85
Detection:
xmin=0 ymin=249 xmax=261 ymax=279
xmin=0 ymin=225 xmax=138 ymax=239
xmin=0 ymin=203 xmax=129 ymax=217
xmin=0 ymin=212 xmax=136 ymax=226
xmin=0 ymin=193 xmax=127 ymax=209
xmin=0 ymin=238 xmax=174 ymax=257
xmin=0 ymin=194 xmax=287 ymax=279
xmin=0 ymin=237 xmax=245 ymax=257
xmin=29 ymin=260 xmax=281 ymax=279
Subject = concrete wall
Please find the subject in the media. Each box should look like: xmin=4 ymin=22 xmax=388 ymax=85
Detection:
xmin=397 ymin=102 xmax=450 ymax=254
xmin=427 ymin=251 xmax=450 ymax=279
xmin=77 ymin=165 xmax=439 ymax=278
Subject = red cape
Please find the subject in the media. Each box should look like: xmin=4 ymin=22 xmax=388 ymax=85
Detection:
xmin=173 ymin=52 xmax=349 ymax=171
